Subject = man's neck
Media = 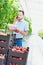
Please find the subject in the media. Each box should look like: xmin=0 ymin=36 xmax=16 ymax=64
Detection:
xmin=18 ymin=19 xmax=23 ymax=22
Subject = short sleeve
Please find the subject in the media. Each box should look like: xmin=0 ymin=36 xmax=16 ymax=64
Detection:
xmin=24 ymin=22 xmax=29 ymax=31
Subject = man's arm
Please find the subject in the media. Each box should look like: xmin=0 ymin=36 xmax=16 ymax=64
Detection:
xmin=19 ymin=30 xmax=28 ymax=36
xmin=13 ymin=28 xmax=28 ymax=36
xmin=9 ymin=27 xmax=28 ymax=35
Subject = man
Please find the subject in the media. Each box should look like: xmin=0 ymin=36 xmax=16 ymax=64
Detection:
xmin=9 ymin=10 xmax=29 ymax=46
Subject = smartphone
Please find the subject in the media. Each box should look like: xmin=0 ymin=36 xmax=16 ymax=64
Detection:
xmin=16 ymin=16 xmax=18 ymax=19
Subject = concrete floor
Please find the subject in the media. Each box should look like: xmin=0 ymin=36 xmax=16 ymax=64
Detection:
xmin=23 ymin=34 xmax=43 ymax=65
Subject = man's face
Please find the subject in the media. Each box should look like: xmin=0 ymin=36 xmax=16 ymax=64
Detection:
xmin=18 ymin=12 xmax=24 ymax=20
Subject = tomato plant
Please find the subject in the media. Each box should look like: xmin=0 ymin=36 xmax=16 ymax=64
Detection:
xmin=24 ymin=17 xmax=32 ymax=34
xmin=0 ymin=0 xmax=18 ymax=31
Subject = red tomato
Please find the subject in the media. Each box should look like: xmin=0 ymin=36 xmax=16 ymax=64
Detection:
xmin=1 ymin=40 xmax=4 ymax=42
xmin=2 ymin=47 xmax=5 ymax=49
xmin=0 ymin=46 xmax=2 ymax=49
xmin=19 ymin=57 xmax=22 ymax=60
xmin=17 ymin=50 xmax=23 ymax=53
xmin=10 ymin=63 xmax=12 ymax=65
xmin=15 ymin=46 xmax=20 ymax=50
xmin=21 ymin=48 xmax=25 ymax=52
xmin=12 ymin=63 xmax=16 ymax=65
xmin=12 ymin=48 xmax=16 ymax=52
xmin=11 ymin=63 xmax=16 ymax=65
xmin=12 ymin=46 xmax=28 ymax=53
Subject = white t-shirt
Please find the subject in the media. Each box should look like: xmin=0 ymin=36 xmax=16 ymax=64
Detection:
xmin=13 ymin=19 xmax=29 ymax=38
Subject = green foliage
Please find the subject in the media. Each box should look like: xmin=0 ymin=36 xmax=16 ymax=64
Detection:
xmin=24 ymin=17 xmax=32 ymax=34
xmin=0 ymin=0 xmax=32 ymax=34
xmin=0 ymin=0 xmax=18 ymax=31
xmin=38 ymin=30 xmax=43 ymax=39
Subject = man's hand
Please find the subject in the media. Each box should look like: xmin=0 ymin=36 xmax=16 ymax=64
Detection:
xmin=9 ymin=27 xmax=20 ymax=33
xmin=8 ymin=26 xmax=16 ymax=31
xmin=14 ymin=28 xmax=20 ymax=33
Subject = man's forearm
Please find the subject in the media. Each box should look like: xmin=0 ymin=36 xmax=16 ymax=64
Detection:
xmin=19 ymin=31 xmax=28 ymax=36
xmin=9 ymin=27 xmax=28 ymax=36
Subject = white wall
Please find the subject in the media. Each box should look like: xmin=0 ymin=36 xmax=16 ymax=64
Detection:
xmin=19 ymin=0 xmax=30 ymax=17
xmin=29 ymin=0 xmax=43 ymax=34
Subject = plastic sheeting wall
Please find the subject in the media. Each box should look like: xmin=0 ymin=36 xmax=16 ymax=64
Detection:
xmin=20 ymin=0 xmax=43 ymax=34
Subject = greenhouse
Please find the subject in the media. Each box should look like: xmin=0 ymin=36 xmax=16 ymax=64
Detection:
xmin=0 ymin=0 xmax=43 ymax=65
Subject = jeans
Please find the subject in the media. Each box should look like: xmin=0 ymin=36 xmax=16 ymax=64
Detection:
xmin=13 ymin=38 xmax=22 ymax=46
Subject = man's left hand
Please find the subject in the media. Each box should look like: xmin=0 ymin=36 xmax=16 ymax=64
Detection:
xmin=14 ymin=28 xmax=21 ymax=33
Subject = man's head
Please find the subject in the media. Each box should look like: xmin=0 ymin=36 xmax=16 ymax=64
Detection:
xmin=17 ymin=10 xmax=24 ymax=20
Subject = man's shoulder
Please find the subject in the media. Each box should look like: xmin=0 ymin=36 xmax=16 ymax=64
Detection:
xmin=23 ymin=20 xmax=28 ymax=25
xmin=22 ymin=19 xmax=28 ymax=23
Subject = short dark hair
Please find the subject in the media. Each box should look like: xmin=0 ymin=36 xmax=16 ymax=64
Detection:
xmin=19 ymin=10 xmax=24 ymax=15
